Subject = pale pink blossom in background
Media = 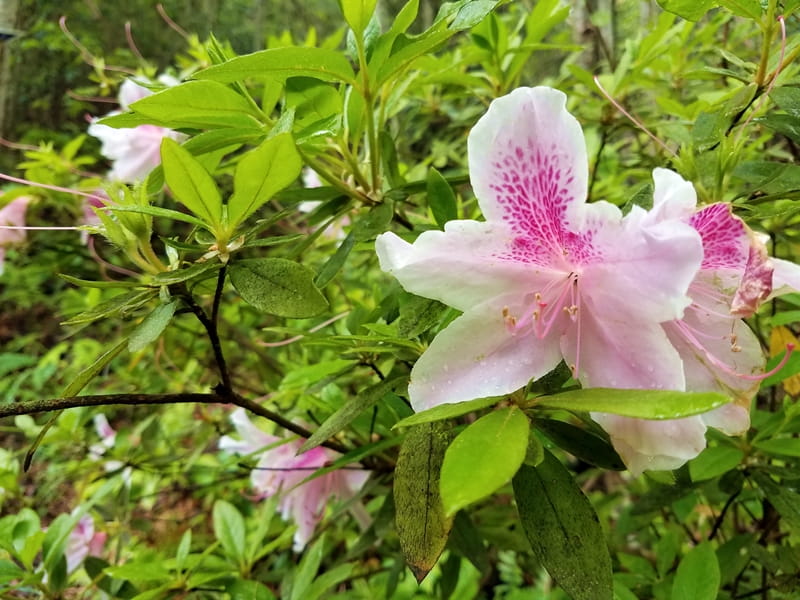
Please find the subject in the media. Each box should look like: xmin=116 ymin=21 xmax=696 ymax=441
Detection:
xmin=79 ymin=190 xmax=110 ymax=244
xmin=89 ymin=414 xmax=132 ymax=485
xmin=298 ymin=167 xmax=349 ymax=241
xmin=596 ymin=169 xmax=800 ymax=473
xmin=87 ymin=75 xmax=185 ymax=183
xmin=219 ymin=408 xmax=369 ymax=551
xmin=0 ymin=196 xmax=31 ymax=274
xmin=64 ymin=515 xmax=106 ymax=574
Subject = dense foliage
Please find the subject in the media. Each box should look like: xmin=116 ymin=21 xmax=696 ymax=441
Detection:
xmin=2 ymin=1 xmax=800 ymax=599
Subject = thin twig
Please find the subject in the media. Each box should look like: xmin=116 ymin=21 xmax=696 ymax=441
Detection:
xmin=0 ymin=391 xmax=351 ymax=455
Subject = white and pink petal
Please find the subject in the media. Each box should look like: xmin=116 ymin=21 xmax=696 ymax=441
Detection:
xmin=467 ymin=86 xmax=589 ymax=261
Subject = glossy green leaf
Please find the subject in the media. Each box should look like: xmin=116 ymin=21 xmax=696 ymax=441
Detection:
xmin=513 ymin=450 xmax=613 ymax=600
xmin=129 ymin=80 xmax=262 ymax=129
xmin=440 ymin=407 xmax=529 ymax=516
xmin=756 ymin=114 xmax=800 ymax=144
xmin=770 ymin=87 xmax=800 ymax=117
xmin=688 ymin=445 xmax=744 ymax=481
xmin=754 ymin=437 xmax=800 ymax=457
xmin=299 ymin=377 xmax=405 ymax=453
xmin=226 ymin=579 xmax=276 ymax=600
xmin=718 ymin=0 xmax=762 ymax=19
xmin=427 ymin=167 xmax=457 ymax=228
xmin=671 ymin=542 xmax=720 ymax=600
xmin=534 ymin=388 xmax=729 ymax=419
xmin=394 ymin=422 xmax=454 ymax=582
xmin=228 ymin=133 xmax=303 ymax=228
xmin=340 ymin=0 xmax=378 ymax=36
xmin=194 ymin=47 xmax=357 ymax=85
xmin=656 ymin=0 xmax=715 ymax=20
xmin=128 ymin=300 xmax=178 ymax=353
xmin=230 ymin=258 xmax=328 ymax=318
xmin=160 ymin=138 xmax=223 ymax=228
xmin=535 ymin=418 xmax=625 ymax=471
xmin=394 ymin=396 xmax=500 ymax=428
xmin=449 ymin=0 xmax=499 ymax=29
xmin=0 ymin=559 xmax=24 ymax=584
xmin=213 ymin=500 xmax=247 ymax=565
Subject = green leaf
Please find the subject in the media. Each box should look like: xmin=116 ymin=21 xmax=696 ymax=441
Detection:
xmin=534 ymin=388 xmax=729 ymax=419
xmin=61 ymin=290 xmax=157 ymax=326
xmin=226 ymin=579 xmax=276 ymax=600
xmin=771 ymin=87 xmax=800 ymax=118
xmin=160 ymin=138 xmax=223 ymax=228
xmin=213 ymin=500 xmax=247 ymax=566
xmin=440 ymin=407 xmax=529 ymax=516
xmin=535 ymin=418 xmax=625 ymax=471
xmin=718 ymin=0 xmax=762 ymax=19
xmin=752 ymin=471 xmax=800 ymax=532
xmin=513 ymin=450 xmax=613 ymax=600
xmin=449 ymin=0 xmax=499 ymax=29
xmin=228 ymin=133 xmax=303 ymax=228
xmin=151 ymin=261 xmax=223 ymax=286
xmin=394 ymin=422 xmax=454 ymax=582
xmin=449 ymin=511 xmax=490 ymax=575
xmin=175 ymin=529 xmax=191 ymax=574
xmin=62 ymin=339 xmax=128 ymax=398
xmin=656 ymin=0 xmax=715 ymax=20
xmin=229 ymin=258 xmax=328 ymax=318
xmin=394 ymin=396 xmax=500 ymax=428
xmin=299 ymin=377 xmax=405 ymax=453
xmin=289 ymin=535 xmax=325 ymax=600
xmin=754 ymin=437 xmax=800 ymax=457
xmin=314 ymin=231 xmax=356 ymax=288
xmin=0 ymin=559 xmax=24 ymax=583
xmin=108 ymin=204 xmax=208 ymax=229
xmin=129 ymin=80 xmax=263 ymax=129
xmin=340 ymin=0 xmax=378 ymax=36
xmin=688 ymin=445 xmax=744 ymax=481
xmin=194 ymin=47 xmax=357 ymax=85
xmin=128 ymin=300 xmax=178 ymax=353
xmin=397 ymin=295 xmax=448 ymax=338
xmin=105 ymin=561 xmax=171 ymax=583
xmin=671 ymin=542 xmax=720 ymax=600
xmin=351 ymin=201 xmax=394 ymax=242
xmin=427 ymin=168 xmax=457 ymax=228
xmin=756 ymin=114 xmax=800 ymax=144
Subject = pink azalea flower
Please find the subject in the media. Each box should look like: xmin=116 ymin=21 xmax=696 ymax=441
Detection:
xmin=0 ymin=196 xmax=31 ymax=274
xmin=219 ymin=409 xmax=369 ymax=551
xmin=596 ymin=169 xmax=800 ymax=473
xmin=89 ymin=413 xmax=132 ymax=485
xmin=79 ymin=190 xmax=110 ymax=244
xmin=64 ymin=515 xmax=106 ymax=574
xmin=376 ymin=87 xmax=704 ymax=414
xmin=87 ymin=77 xmax=185 ymax=183
xmin=298 ymin=168 xmax=349 ymax=241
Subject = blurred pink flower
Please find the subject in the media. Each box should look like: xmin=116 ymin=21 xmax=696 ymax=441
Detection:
xmin=219 ymin=408 xmax=369 ymax=551
xmin=89 ymin=413 xmax=132 ymax=485
xmin=0 ymin=196 xmax=31 ymax=274
xmin=597 ymin=170 xmax=800 ymax=473
xmin=88 ymin=76 xmax=185 ymax=183
xmin=79 ymin=190 xmax=110 ymax=244
xmin=64 ymin=515 xmax=106 ymax=574
xmin=298 ymin=168 xmax=349 ymax=241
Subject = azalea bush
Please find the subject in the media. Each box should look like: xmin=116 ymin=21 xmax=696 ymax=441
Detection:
xmin=2 ymin=1 xmax=800 ymax=599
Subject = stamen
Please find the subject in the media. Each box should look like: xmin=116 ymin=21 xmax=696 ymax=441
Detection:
xmin=0 ymin=172 xmax=106 ymax=203
xmin=676 ymin=320 xmax=795 ymax=381
xmin=573 ymin=281 xmax=582 ymax=378
xmin=737 ymin=15 xmax=786 ymax=143
xmin=593 ymin=75 xmax=678 ymax=158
